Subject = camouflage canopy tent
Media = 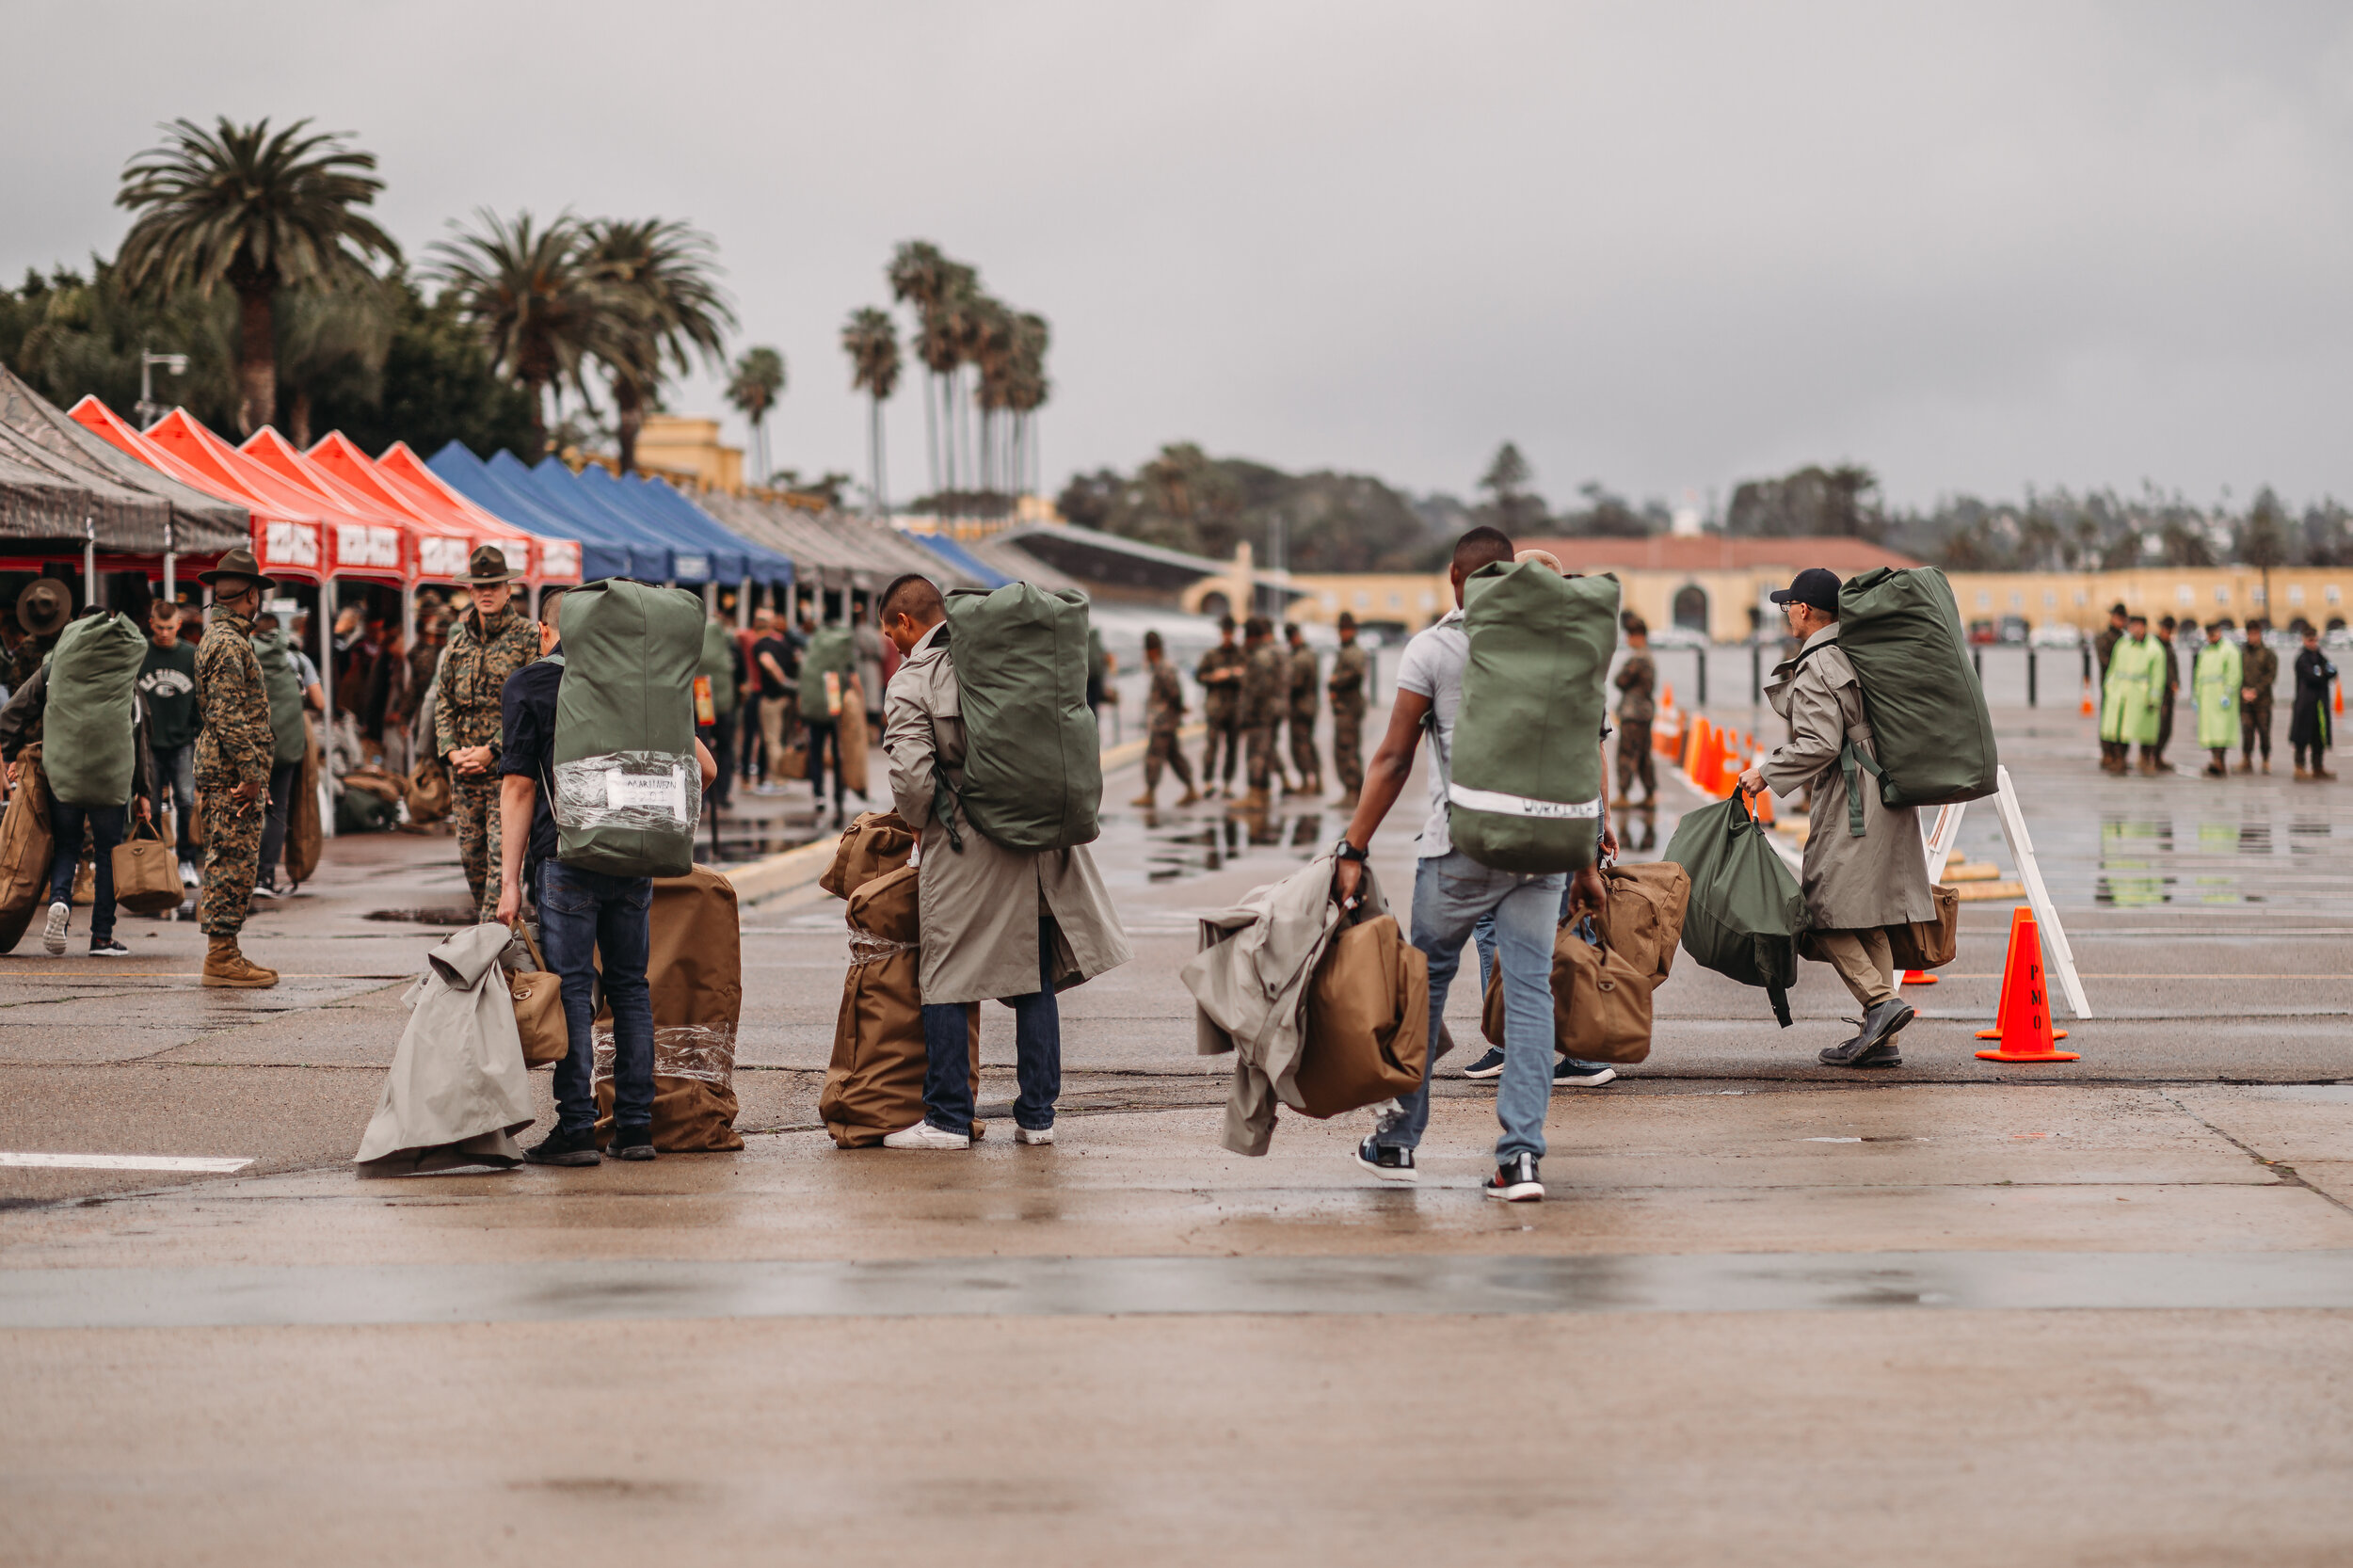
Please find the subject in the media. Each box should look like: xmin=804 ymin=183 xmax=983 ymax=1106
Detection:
xmin=0 ymin=365 xmax=248 ymax=553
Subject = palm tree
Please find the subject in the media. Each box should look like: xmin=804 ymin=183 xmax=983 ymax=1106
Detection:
xmin=114 ymin=116 xmax=399 ymax=435
xmin=726 ymin=346 xmax=786 ymax=485
xmin=887 ymin=241 xmax=951 ymax=494
xmin=1006 ymin=312 xmax=1050 ymax=495
xmin=840 ymin=307 xmax=901 ymax=517
xmin=274 ymin=275 xmax=393 ymax=447
xmin=580 ymin=218 xmax=735 ymax=474
xmin=427 ymin=210 xmax=601 ymax=459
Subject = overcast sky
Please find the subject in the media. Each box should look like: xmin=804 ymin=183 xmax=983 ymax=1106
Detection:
xmin=8 ymin=1 xmax=2351 ymax=513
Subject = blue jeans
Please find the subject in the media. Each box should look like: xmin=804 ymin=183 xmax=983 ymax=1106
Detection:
xmin=152 ymin=744 xmax=195 ymax=859
xmin=536 ymin=859 xmax=656 ymax=1136
xmin=1472 ymin=881 xmax=1576 ymax=990
xmin=919 ymin=918 xmax=1061 ymax=1136
xmin=46 ymin=795 xmax=125 ymax=940
xmin=1384 ymin=850 xmax=1565 ymax=1162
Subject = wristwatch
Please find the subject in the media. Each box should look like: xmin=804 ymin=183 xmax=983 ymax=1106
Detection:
xmin=1332 ymin=837 xmax=1369 ymax=864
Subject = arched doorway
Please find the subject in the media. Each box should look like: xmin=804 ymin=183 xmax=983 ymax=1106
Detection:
xmin=1196 ymin=589 xmax=1231 ymax=622
xmin=1673 ymin=584 xmax=1709 ymax=636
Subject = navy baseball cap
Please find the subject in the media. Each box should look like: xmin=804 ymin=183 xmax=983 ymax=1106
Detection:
xmin=1769 ymin=568 xmax=1842 ymax=613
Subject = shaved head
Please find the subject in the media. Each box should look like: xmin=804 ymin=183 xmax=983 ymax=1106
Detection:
xmin=1452 ymin=525 xmax=1514 ymax=576
xmin=879 ymin=573 xmax=944 ymax=626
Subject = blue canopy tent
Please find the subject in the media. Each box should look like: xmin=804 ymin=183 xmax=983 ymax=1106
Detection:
xmin=425 ymin=443 xmax=646 ymax=581
xmin=624 ymin=472 xmax=795 ymax=587
xmin=514 ymin=458 xmax=696 ymax=583
xmin=909 ymin=532 xmax=1013 ymax=589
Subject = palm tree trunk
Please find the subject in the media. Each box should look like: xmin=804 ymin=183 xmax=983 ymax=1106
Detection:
xmin=923 ymin=373 xmax=940 ymax=497
xmin=874 ymin=397 xmax=888 ymax=517
xmin=289 ymin=389 xmax=312 ymax=451
xmin=616 ymin=382 xmax=643 ymax=474
xmin=525 ymin=376 xmax=550 ymax=462
xmin=235 ymin=284 xmax=276 ymax=437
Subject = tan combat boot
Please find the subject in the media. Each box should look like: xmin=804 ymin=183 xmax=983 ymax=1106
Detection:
xmin=203 ymin=935 xmax=280 ymax=988
xmin=1129 ymin=791 xmax=1157 ymax=808
xmin=1176 ymin=788 xmax=1200 ymax=806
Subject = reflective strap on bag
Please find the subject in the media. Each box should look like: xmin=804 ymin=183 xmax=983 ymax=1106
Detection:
xmin=1446 ymin=781 xmax=1603 ymax=821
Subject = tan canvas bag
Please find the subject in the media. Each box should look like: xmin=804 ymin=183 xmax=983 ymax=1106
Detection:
xmin=819 ymin=810 xmax=915 ymax=900
xmin=1886 ymin=883 xmax=1961 ymax=970
xmin=1293 ymin=912 xmax=1430 ymax=1118
xmin=1597 ymin=860 xmax=1690 ymax=986
xmin=504 ymin=920 xmax=569 ymax=1067
xmin=818 ymin=863 xmax=982 ymax=1146
xmin=112 ymin=817 xmax=183 ymax=916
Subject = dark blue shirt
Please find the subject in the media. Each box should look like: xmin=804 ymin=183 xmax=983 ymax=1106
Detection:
xmin=498 ymin=648 xmax=562 ymax=872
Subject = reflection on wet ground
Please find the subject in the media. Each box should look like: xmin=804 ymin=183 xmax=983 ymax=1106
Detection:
xmin=1133 ymin=805 xmax=1328 ymax=884
xmin=2089 ymin=809 xmax=2350 ymax=909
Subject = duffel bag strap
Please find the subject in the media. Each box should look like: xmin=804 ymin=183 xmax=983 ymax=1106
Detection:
xmin=928 ymin=758 xmax=967 ymax=854
xmin=1768 ymin=978 xmax=1793 ymax=1028
xmin=1837 ymin=733 xmax=1885 ymax=838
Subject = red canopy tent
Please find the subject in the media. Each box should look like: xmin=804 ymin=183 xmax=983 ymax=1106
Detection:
xmin=241 ymin=427 xmax=416 ymax=585
xmin=74 ymin=401 xmax=331 ymax=585
xmin=308 ymin=432 xmax=575 ymax=586
xmin=374 ymin=442 xmax=582 ymax=584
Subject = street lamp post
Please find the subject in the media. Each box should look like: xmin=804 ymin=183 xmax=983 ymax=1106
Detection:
xmin=135 ymin=352 xmax=188 ymax=428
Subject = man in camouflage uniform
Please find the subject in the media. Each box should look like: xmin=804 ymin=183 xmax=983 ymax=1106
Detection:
xmin=1129 ymin=631 xmax=1198 ymax=809
xmin=1325 ymin=612 xmax=1369 ymax=808
xmin=1195 ymin=615 xmax=1246 ymax=797
xmin=192 ymin=548 xmax=279 ymax=987
xmin=434 ymin=546 xmax=540 ymax=919
xmin=8 ymin=580 xmax=69 ymax=689
xmin=1283 ymin=622 xmax=1321 ymax=796
xmin=1234 ymin=616 xmax=1286 ymax=810
xmin=1613 ymin=613 xmax=1659 ymax=807
xmin=2239 ymin=617 xmax=2279 ymax=774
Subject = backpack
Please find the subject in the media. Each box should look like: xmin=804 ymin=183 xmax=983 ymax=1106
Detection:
xmin=43 ymin=613 xmax=148 ymax=808
xmin=548 ymin=579 xmax=705 ymax=879
xmin=1827 ymin=567 xmax=1998 ymax=811
xmin=697 ymin=621 xmax=739 ymax=719
xmin=1664 ymin=792 xmax=1807 ymax=1027
xmin=1443 ymin=562 xmax=1619 ymax=873
xmin=801 ymin=627 xmax=856 ymax=718
xmin=251 ymin=629 xmax=309 ymax=766
xmin=937 ymin=583 xmax=1101 ymax=853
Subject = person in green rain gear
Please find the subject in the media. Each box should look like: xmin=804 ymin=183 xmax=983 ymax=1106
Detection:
xmin=2193 ymin=620 xmax=2243 ymax=777
xmin=2101 ymin=615 xmax=2166 ymax=775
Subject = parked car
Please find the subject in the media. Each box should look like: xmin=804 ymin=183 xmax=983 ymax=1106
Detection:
xmin=2029 ymin=622 xmax=2083 ymax=648
xmin=1997 ymin=616 xmax=2030 ymax=644
xmin=1967 ymin=619 xmax=1997 ymax=645
xmin=1646 ymin=625 xmax=1710 ymax=648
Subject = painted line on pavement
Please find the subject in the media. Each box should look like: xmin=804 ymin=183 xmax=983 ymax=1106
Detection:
xmin=0 ymin=1153 xmax=253 ymax=1173
xmin=2 ymin=1250 xmax=2349 ymax=1328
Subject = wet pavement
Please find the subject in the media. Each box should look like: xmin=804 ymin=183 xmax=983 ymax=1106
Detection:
xmin=2 ymin=695 xmax=2349 ymax=1563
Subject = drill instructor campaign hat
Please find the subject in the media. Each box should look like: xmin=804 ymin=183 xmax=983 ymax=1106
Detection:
xmin=454 ymin=544 xmax=518 ymax=586
xmin=196 ymin=546 xmax=278 ymax=594
xmin=15 ymin=580 xmax=71 ymax=637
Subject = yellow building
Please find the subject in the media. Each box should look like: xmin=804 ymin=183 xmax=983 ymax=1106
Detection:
xmin=1941 ymin=566 xmax=2348 ymax=632
xmin=632 ymin=414 xmax=744 ymax=493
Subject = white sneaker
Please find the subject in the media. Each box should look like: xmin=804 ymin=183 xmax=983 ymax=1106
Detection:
xmin=881 ymin=1120 xmax=970 ymax=1150
xmin=179 ymin=861 xmax=200 ymax=888
xmin=42 ymin=900 xmax=68 ymax=956
xmin=1014 ymin=1126 xmax=1055 ymax=1145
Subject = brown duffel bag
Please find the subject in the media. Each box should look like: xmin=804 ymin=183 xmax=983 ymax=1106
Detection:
xmin=405 ymin=752 xmax=452 ymax=824
xmin=1292 ymin=911 xmax=1430 ymax=1118
xmin=284 ymin=736 xmax=322 ymax=884
xmin=503 ymin=920 xmax=568 ymax=1067
xmin=838 ymin=686 xmax=872 ymax=796
xmin=0 ymin=745 xmax=54 ymax=952
xmin=819 ymin=862 xmax=982 ymax=1147
xmin=820 ymin=809 xmax=915 ymax=899
xmin=1597 ymin=860 xmax=1690 ymax=986
xmin=1886 ymin=883 xmax=1961 ymax=971
xmin=593 ymin=865 xmax=746 ymax=1151
xmin=1481 ymin=915 xmax=1657 ymax=1064
xmin=112 ymin=818 xmax=183 ymax=917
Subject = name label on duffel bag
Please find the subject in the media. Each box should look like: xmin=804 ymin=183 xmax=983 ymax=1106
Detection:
xmin=605 ymin=767 xmax=689 ymax=820
xmin=1448 ymin=782 xmax=1602 ymax=820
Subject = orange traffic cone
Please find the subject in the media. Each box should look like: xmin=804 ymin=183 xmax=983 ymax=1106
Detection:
xmin=1900 ymin=968 xmax=1937 ymax=985
xmin=1975 ymin=908 xmax=2069 ymax=1040
xmin=2337 ymin=680 xmax=2344 ymax=716
xmin=1975 ymin=907 xmax=2079 ymax=1062
xmin=1751 ymin=756 xmax=1774 ymax=823
xmin=2080 ymin=680 xmax=2094 ymax=718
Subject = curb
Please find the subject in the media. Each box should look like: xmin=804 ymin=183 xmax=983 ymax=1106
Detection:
xmin=722 ymin=724 xmax=1208 ymax=907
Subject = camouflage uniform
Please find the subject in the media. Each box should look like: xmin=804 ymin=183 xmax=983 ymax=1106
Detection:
xmin=1326 ymin=640 xmax=1369 ymax=793
xmin=1613 ymin=649 xmax=1658 ymax=803
xmin=193 ymin=609 xmax=274 ymax=936
xmin=2241 ymin=638 xmax=2279 ymax=766
xmin=1196 ymin=641 xmax=1247 ymax=788
xmin=1240 ymin=642 xmax=1287 ymax=795
xmin=434 ymin=604 xmax=540 ymax=917
xmin=1143 ymin=659 xmax=1193 ymax=792
xmin=1286 ymin=642 xmax=1320 ymax=788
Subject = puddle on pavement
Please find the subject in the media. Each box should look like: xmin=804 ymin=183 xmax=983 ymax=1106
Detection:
xmin=363 ymin=907 xmax=478 ymax=926
xmin=1130 ymin=807 xmax=1330 ymax=885
xmin=2091 ymin=810 xmax=2353 ymax=909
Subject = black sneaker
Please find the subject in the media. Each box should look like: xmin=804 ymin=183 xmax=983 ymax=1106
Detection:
xmin=609 ymin=1126 xmax=658 ymax=1161
xmin=88 ymin=936 xmax=131 ymax=958
xmin=1484 ymin=1153 xmax=1545 ymax=1202
xmin=1819 ymin=1026 xmax=1903 ymax=1068
xmin=523 ymin=1126 xmax=601 ymax=1166
xmin=1553 ymin=1058 xmax=1617 ymax=1087
xmin=1353 ymin=1136 xmax=1417 ymax=1183
xmin=1462 ymin=1046 xmax=1507 ymax=1080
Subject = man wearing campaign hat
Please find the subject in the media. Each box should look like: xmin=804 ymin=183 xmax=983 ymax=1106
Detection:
xmin=193 ymin=548 xmax=280 ymax=986
xmin=1738 ymin=568 xmax=1934 ymax=1069
xmin=434 ymin=545 xmax=541 ymax=920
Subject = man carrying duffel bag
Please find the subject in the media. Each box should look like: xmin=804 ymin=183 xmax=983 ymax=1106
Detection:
xmin=1332 ymin=526 xmax=1615 ymax=1203
xmin=494 ymin=583 xmax=719 ymax=1166
xmin=873 ymin=572 xmax=1132 ymax=1150
xmin=1738 ymin=568 xmax=1937 ymax=1068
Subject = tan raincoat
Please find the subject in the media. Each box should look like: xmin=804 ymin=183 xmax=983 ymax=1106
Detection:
xmin=882 ymin=620 xmax=1132 ymax=1005
xmin=354 ymin=923 xmax=535 ymax=1176
xmin=1756 ymin=625 xmax=1934 ymax=931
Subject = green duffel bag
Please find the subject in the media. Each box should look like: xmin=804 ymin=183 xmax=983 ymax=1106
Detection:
xmin=550 ymin=579 xmax=706 ymax=879
xmin=1833 ymin=567 xmax=1998 ymax=808
xmin=698 ymin=620 xmax=739 ymax=719
xmin=43 ymin=612 xmax=148 ymax=808
xmin=1444 ymin=562 xmax=1619 ymax=873
xmin=938 ymin=583 xmax=1101 ymax=853
xmin=251 ymin=628 xmax=309 ymax=766
xmin=1664 ymin=792 xmax=1808 ymax=1028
